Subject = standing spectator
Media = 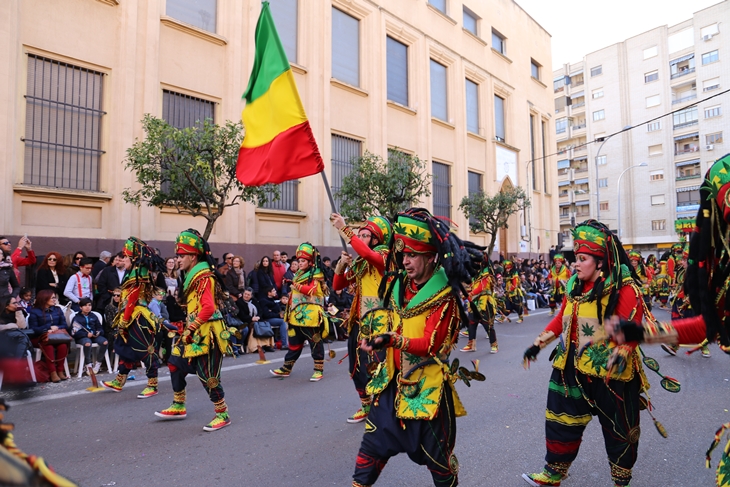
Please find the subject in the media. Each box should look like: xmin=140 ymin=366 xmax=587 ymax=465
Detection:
xmin=221 ymin=253 xmax=233 ymax=271
xmin=281 ymin=260 xmax=297 ymax=297
xmin=67 ymin=251 xmax=87 ymax=276
xmin=271 ymin=250 xmax=287 ymax=294
xmin=91 ymin=251 xmax=112 ymax=280
xmin=10 ymin=236 xmax=36 ymax=282
xmin=253 ymin=256 xmax=276 ymax=301
xmin=159 ymin=257 xmax=180 ymax=296
xmin=71 ymin=297 xmax=107 ymax=373
xmin=280 ymin=251 xmax=290 ymax=270
xmin=224 ymin=255 xmax=246 ymax=303
xmin=35 ymin=252 xmax=67 ymax=301
xmin=28 ymin=291 xmax=69 ymax=382
xmin=549 ymin=245 xmax=557 ymax=262
xmin=95 ymin=253 xmax=125 ymax=312
xmin=259 ymin=286 xmax=289 ymax=349
xmin=321 ymin=256 xmax=334 ymax=290
xmin=0 ymin=238 xmax=20 ymax=302
xmin=64 ymin=257 xmax=94 ymax=312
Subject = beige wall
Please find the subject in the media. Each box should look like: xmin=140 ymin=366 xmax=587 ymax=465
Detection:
xmin=0 ymin=0 xmax=557 ymax=260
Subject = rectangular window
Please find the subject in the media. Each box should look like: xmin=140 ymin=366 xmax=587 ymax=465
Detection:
xmin=702 ymin=50 xmax=719 ymax=65
xmin=650 ymin=170 xmax=664 ymax=181
xmin=492 ymin=29 xmax=505 ymax=55
xmin=162 ymin=90 xmax=215 ymax=129
xmin=677 ymin=162 xmax=701 ymax=180
xmin=592 ymin=88 xmax=604 ymax=99
xmin=465 ymin=78 xmax=479 ymax=133
xmin=590 ymin=65 xmax=602 ymax=77
xmin=644 ymin=46 xmax=658 ymax=59
xmin=24 ymin=54 xmax=105 ymax=191
xmin=166 ymin=0 xmax=217 ymax=32
xmin=652 ymin=220 xmax=666 ymax=231
xmin=646 ymin=94 xmax=660 ymax=108
xmin=542 ymin=120 xmax=548 ymax=191
xmin=705 ymin=105 xmax=722 ymax=118
xmin=677 ymin=189 xmax=701 ymax=207
xmin=463 ymin=6 xmax=478 ymax=36
xmin=598 ymin=178 xmax=608 ymax=188
xmin=386 ymin=36 xmax=408 ymax=106
xmin=467 ymin=170 xmax=482 ymax=225
xmin=596 ymin=155 xmax=607 ymax=165
xmin=429 ymin=0 xmax=446 ymax=14
xmin=707 ymin=132 xmax=723 ymax=145
xmin=651 ymin=194 xmax=665 ymax=205
xmin=430 ymin=60 xmax=448 ymax=122
xmin=494 ymin=94 xmax=505 ymax=142
xmin=331 ymin=134 xmax=362 ymax=208
xmin=600 ymin=201 xmax=609 ymax=211
xmin=673 ymin=106 xmax=698 ymax=128
xmin=531 ymin=59 xmax=540 ymax=80
xmin=530 ymin=114 xmax=537 ymax=190
xmin=432 ymin=161 xmax=451 ymax=219
xmin=332 ymin=7 xmax=360 ymax=87
xmin=644 ymin=70 xmax=658 ymax=83
xmin=701 ymin=23 xmax=719 ymax=38
xmin=553 ymin=77 xmax=565 ymax=93
xmin=647 ymin=121 xmax=661 ymax=132
xmin=555 ymin=117 xmax=568 ymax=134
xmin=704 ymin=77 xmax=720 ymax=92
xmin=648 ymin=144 xmax=662 ymax=155
xmin=269 ymin=0 xmax=298 ymax=63
xmin=593 ymin=109 xmax=605 ymax=121
xmin=259 ymin=180 xmax=299 ymax=211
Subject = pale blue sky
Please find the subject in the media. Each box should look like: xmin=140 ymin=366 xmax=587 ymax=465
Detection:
xmin=515 ymin=0 xmax=724 ymax=69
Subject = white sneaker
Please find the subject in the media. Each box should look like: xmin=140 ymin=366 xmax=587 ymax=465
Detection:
xmin=93 ymin=362 xmax=102 ymax=374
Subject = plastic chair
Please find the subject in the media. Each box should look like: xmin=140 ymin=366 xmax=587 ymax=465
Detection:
xmin=33 ymin=347 xmax=70 ymax=379
xmin=0 ymin=351 xmax=37 ymax=391
xmin=70 ymin=311 xmax=112 ymax=378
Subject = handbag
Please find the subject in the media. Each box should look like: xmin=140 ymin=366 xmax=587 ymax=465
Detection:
xmin=253 ymin=321 xmax=274 ymax=338
xmin=226 ymin=313 xmax=244 ymax=329
xmin=43 ymin=329 xmax=72 ymax=345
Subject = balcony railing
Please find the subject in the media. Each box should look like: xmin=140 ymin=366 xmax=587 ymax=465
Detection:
xmin=573 ymin=168 xmax=588 ymax=173
xmin=554 ymin=86 xmax=564 ymax=94
xmin=675 ymin=146 xmax=699 ymax=155
xmin=572 ymin=123 xmax=586 ymax=130
xmin=572 ymin=81 xmax=584 ymax=87
xmin=572 ymin=102 xmax=585 ymax=109
xmin=672 ymin=93 xmax=697 ymax=105
xmin=673 ymin=120 xmax=698 ymax=130
xmin=671 ymin=67 xmax=695 ymax=79
xmin=676 ymin=174 xmax=701 ymax=181
xmin=573 ymin=146 xmax=587 ymax=153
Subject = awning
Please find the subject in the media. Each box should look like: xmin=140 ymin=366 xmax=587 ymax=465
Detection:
xmin=575 ymin=200 xmax=590 ymax=206
xmin=674 ymin=131 xmax=699 ymax=141
xmin=569 ymin=70 xmax=584 ymax=77
xmin=557 ymin=159 xmax=570 ymax=169
xmin=675 ymin=158 xmax=700 ymax=167
xmin=572 ymin=155 xmax=588 ymax=161
xmin=670 ymin=53 xmax=694 ymax=64
xmin=677 ymin=185 xmax=700 ymax=193
xmin=558 ymin=180 xmax=571 ymax=187
xmin=554 ymin=75 xmax=566 ymax=82
xmin=570 ymin=91 xmax=584 ymax=99
xmin=559 ymin=202 xmax=571 ymax=207
xmin=574 ymin=178 xmax=589 ymax=185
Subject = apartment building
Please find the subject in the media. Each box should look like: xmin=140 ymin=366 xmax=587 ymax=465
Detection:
xmin=553 ymin=1 xmax=728 ymax=254
xmin=0 ymin=0 xmax=557 ymax=262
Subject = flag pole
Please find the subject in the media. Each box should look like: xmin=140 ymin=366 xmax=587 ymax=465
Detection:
xmin=320 ymin=171 xmax=347 ymax=251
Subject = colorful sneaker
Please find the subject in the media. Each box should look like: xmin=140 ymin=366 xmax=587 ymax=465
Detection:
xmin=490 ymin=343 xmax=499 ymax=354
xmin=661 ymin=344 xmax=678 ymax=356
xmin=154 ymin=403 xmax=187 ymax=420
xmin=347 ymin=407 xmax=369 ymax=424
xmin=517 ymin=317 xmax=524 ymax=323
xmin=203 ymin=412 xmax=231 ymax=432
xmin=310 ymin=370 xmax=323 ymax=382
xmin=101 ymin=379 xmax=124 ymax=392
xmin=459 ymin=330 xmax=469 ymax=337
xmin=522 ymin=470 xmax=564 ymax=486
xmin=460 ymin=341 xmax=476 ymax=352
xmin=701 ymin=345 xmax=711 ymax=358
xmin=137 ymin=387 xmax=158 ymax=399
xmin=270 ymin=368 xmax=290 ymax=378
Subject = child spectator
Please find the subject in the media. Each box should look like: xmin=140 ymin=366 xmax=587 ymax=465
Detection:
xmin=17 ymin=287 xmax=32 ymax=314
xmin=64 ymin=257 xmax=94 ymax=312
xmin=71 ymin=297 xmax=107 ymax=373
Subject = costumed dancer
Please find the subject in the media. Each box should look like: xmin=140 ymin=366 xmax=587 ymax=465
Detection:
xmin=651 ymin=260 xmax=671 ymax=309
xmin=155 ymin=229 xmax=233 ymax=432
xmin=606 ymin=154 xmax=730 ymax=487
xmin=548 ymin=254 xmax=571 ymax=316
xmin=330 ymin=213 xmax=392 ymax=424
xmin=628 ymin=250 xmax=653 ymax=312
xmin=102 ymin=237 xmax=165 ymax=398
xmin=666 ymin=242 xmax=684 ymax=286
xmin=503 ymin=260 xmax=525 ymax=322
xmin=646 ymin=253 xmax=658 ymax=273
xmin=522 ymin=220 xmax=654 ymax=487
xmin=270 ymin=242 xmax=329 ymax=381
xmin=462 ymin=257 xmax=498 ymax=353
xmin=494 ymin=274 xmax=510 ymax=323
xmin=352 ymin=208 xmax=484 ymax=487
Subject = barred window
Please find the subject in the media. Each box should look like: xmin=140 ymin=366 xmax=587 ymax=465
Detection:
xmin=24 ymin=54 xmax=105 ymax=191
xmin=432 ymin=161 xmax=451 ymax=219
xmin=467 ymin=171 xmax=482 ymax=225
xmin=162 ymin=90 xmax=214 ymax=129
xmin=259 ymin=180 xmax=299 ymax=212
xmin=651 ymin=220 xmax=666 ymax=231
xmin=331 ymin=134 xmax=362 ymax=209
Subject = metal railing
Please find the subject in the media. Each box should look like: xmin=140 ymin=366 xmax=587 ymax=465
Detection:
xmin=572 ymin=123 xmax=586 ymax=130
xmin=676 ymin=174 xmax=701 ymax=181
xmin=673 ymin=120 xmax=698 ymax=130
xmin=331 ymin=134 xmax=362 ymax=208
xmin=671 ymin=67 xmax=695 ymax=79
xmin=672 ymin=93 xmax=697 ymax=105
xmin=260 ymin=180 xmax=299 ymax=211
xmin=675 ymin=146 xmax=699 ymax=155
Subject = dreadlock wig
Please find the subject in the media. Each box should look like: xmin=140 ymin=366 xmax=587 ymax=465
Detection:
xmin=571 ymin=219 xmax=640 ymax=327
xmin=686 ymin=153 xmax=730 ymax=345
xmin=628 ymin=250 xmax=648 ymax=280
xmin=381 ymin=208 xmax=484 ymax=325
xmin=122 ymin=236 xmax=165 ymax=301
xmin=295 ymin=242 xmax=328 ymax=294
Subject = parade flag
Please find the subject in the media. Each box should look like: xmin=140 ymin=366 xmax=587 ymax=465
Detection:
xmin=236 ymin=1 xmax=323 ymax=187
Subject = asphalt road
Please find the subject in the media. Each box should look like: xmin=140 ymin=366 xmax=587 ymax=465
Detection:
xmin=4 ymin=306 xmax=727 ymax=487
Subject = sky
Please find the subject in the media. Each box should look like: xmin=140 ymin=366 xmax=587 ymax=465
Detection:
xmin=515 ymin=0 xmax=723 ymax=70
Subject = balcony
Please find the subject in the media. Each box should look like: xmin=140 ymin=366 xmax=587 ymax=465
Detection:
xmin=673 ymin=120 xmax=698 ymax=130
xmin=572 ymin=123 xmax=586 ymax=131
xmin=676 ymin=173 xmax=701 ymax=181
xmin=675 ymin=146 xmax=699 ymax=156
xmin=671 ymin=67 xmax=695 ymax=80
xmin=573 ymin=145 xmax=587 ymax=154
xmin=672 ymin=93 xmax=697 ymax=105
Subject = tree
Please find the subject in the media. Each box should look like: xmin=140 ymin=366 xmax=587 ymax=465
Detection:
xmin=335 ymin=149 xmax=432 ymax=222
xmin=458 ymin=185 xmax=530 ymax=257
xmin=123 ymin=115 xmax=276 ymax=240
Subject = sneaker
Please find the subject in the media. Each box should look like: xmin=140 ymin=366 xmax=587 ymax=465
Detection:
xmin=101 ymin=379 xmax=123 ymax=392
xmin=661 ymin=344 xmax=678 ymax=356
xmin=154 ymin=403 xmax=187 ymax=420
xmin=521 ymin=470 xmax=564 ymax=486
xmin=92 ymin=362 xmax=102 ymax=374
xmin=203 ymin=412 xmax=231 ymax=432
xmin=270 ymin=368 xmax=290 ymax=378
xmin=459 ymin=330 xmax=469 ymax=337
xmin=127 ymin=374 xmax=136 ymax=381
xmin=490 ymin=344 xmax=499 ymax=354
xmin=137 ymin=387 xmax=158 ymax=399
xmin=310 ymin=370 xmax=323 ymax=382
xmin=347 ymin=407 xmax=369 ymax=424
xmin=460 ymin=343 xmax=476 ymax=352
xmin=517 ymin=317 xmax=524 ymax=323
xmin=702 ymin=345 xmax=711 ymax=358
xmin=549 ymin=309 xmax=555 ymax=316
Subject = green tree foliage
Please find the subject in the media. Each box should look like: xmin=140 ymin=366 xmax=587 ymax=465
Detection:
xmin=459 ymin=185 xmax=530 ymax=257
xmin=335 ymin=149 xmax=431 ymax=221
xmin=123 ymin=115 xmax=276 ymax=240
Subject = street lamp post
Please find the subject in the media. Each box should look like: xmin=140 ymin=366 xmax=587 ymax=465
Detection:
xmin=617 ymin=163 xmax=648 ymax=240
xmin=595 ymin=126 xmax=631 ymax=221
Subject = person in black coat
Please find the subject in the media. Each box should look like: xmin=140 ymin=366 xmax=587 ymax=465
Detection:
xmin=254 ymin=256 xmax=276 ymax=302
xmin=35 ymin=251 xmax=68 ymax=302
xmin=0 ymin=238 xmax=20 ymax=302
xmin=95 ymin=252 xmax=126 ymax=312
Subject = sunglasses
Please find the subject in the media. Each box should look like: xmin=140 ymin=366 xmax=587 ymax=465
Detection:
xmin=74 ymin=257 xmax=82 ymax=261
xmin=0 ymin=241 xmax=10 ymax=245
xmin=47 ymin=257 xmax=57 ymax=261
xmin=113 ymin=294 xmax=121 ymax=297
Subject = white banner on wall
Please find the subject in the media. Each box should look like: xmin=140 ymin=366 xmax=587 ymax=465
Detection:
xmin=495 ymin=145 xmax=518 ymax=184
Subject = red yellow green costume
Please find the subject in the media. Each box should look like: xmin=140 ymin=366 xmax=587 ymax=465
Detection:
xmin=463 ymin=262 xmax=498 ymax=352
xmin=503 ymin=260 xmax=524 ymax=322
xmin=548 ymin=254 xmax=571 ymax=315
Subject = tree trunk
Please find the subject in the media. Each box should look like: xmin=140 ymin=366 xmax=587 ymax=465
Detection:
xmin=487 ymin=231 xmax=498 ymax=260
xmin=203 ymin=216 xmax=217 ymax=241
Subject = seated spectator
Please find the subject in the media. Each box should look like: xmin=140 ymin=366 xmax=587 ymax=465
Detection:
xmin=0 ymin=238 xmax=20 ymax=303
xmin=17 ymin=287 xmax=32 ymax=314
xmin=64 ymin=257 xmax=94 ymax=312
xmin=259 ymin=286 xmax=289 ymax=350
xmin=10 ymin=236 xmax=36 ymax=282
xmin=221 ymin=291 xmax=245 ymax=356
xmin=240 ymin=288 xmax=275 ymax=353
xmin=36 ymin=251 xmax=67 ymax=301
xmin=321 ymin=256 xmax=334 ymax=290
xmin=104 ymin=288 xmax=121 ymax=352
xmin=28 ymin=290 xmax=69 ymax=383
xmin=329 ymin=287 xmax=353 ymax=311
xmin=281 ymin=260 xmax=298 ymax=296
xmin=0 ymin=296 xmax=35 ymax=386
xmin=536 ymin=275 xmax=551 ymax=308
xmin=71 ymin=297 xmax=107 ymax=373
xmin=91 ymin=251 xmax=112 ymax=280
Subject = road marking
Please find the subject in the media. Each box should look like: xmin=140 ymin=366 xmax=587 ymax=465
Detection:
xmin=7 ymin=346 xmax=348 ymax=407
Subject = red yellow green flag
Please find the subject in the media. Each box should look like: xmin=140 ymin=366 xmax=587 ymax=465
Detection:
xmin=236 ymin=1 xmax=323 ymax=187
